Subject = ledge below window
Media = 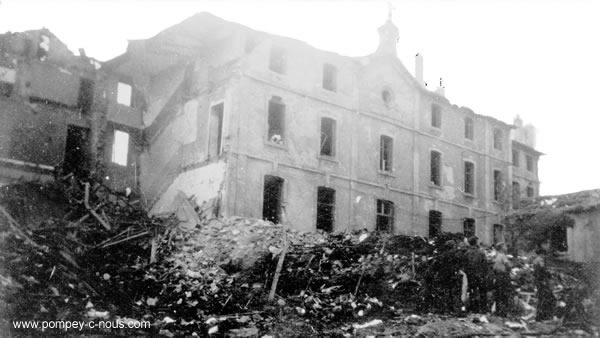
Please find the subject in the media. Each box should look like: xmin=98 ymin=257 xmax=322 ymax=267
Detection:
xmin=377 ymin=170 xmax=396 ymax=178
xmin=264 ymin=140 xmax=288 ymax=150
xmin=428 ymin=183 xmax=443 ymax=190
xmin=462 ymin=192 xmax=477 ymax=199
xmin=317 ymin=155 xmax=338 ymax=164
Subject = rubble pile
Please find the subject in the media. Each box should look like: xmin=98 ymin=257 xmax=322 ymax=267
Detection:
xmin=0 ymin=179 xmax=598 ymax=336
xmin=0 ymin=178 xmax=178 ymax=334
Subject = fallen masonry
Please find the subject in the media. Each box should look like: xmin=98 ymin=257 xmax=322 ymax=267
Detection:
xmin=0 ymin=178 xmax=598 ymax=336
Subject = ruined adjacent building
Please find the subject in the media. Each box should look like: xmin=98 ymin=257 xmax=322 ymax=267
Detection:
xmin=0 ymin=28 xmax=142 ymax=191
xmin=1 ymin=13 xmax=543 ymax=244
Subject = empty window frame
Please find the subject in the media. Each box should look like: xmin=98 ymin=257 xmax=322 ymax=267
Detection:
xmin=512 ymin=150 xmax=520 ymax=167
xmin=117 ymin=82 xmax=132 ymax=107
xmin=464 ymin=117 xmax=474 ymax=140
xmin=322 ymin=63 xmax=337 ymax=92
xmin=527 ymin=185 xmax=535 ymax=198
xmin=111 ymin=130 xmax=129 ymax=166
xmin=376 ymin=199 xmax=394 ymax=232
xmin=493 ymin=170 xmax=503 ymax=201
xmin=77 ymin=78 xmax=95 ymax=115
xmin=493 ymin=224 xmax=505 ymax=244
xmin=526 ymin=155 xmax=534 ymax=172
xmin=269 ymin=45 xmax=286 ymax=74
xmin=431 ymin=104 xmax=442 ymax=128
xmin=429 ymin=210 xmax=442 ymax=238
xmin=262 ymin=175 xmax=284 ymax=224
xmin=316 ymin=187 xmax=335 ymax=232
xmin=320 ymin=117 xmax=336 ymax=157
xmin=464 ymin=161 xmax=475 ymax=195
xmin=512 ymin=181 xmax=521 ymax=208
xmin=493 ymin=128 xmax=503 ymax=150
xmin=380 ymin=135 xmax=393 ymax=172
xmin=267 ymin=96 xmax=285 ymax=144
xmin=430 ymin=150 xmax=442 ymax=186
xmin=463 ymin=218 xmax=476 ymax=238
xmin=208 ymin=103 xmax=224 ymax=157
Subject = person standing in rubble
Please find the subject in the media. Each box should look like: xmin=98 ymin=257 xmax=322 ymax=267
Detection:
xmin=533 ymin=238 xmax=555 ymax=321
xmin=464 ymin=236 xmax=489 ymax=313
xmin=492 ymin=242 xmax=512 ymax=316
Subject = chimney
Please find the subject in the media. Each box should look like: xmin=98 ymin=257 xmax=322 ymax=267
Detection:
xmin=435 ymin=77 xmax=445 ymax=97
xmin=415 ymin=53 xmax=424 ymax=86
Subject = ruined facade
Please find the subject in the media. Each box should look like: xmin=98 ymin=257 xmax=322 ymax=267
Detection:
xmin=104 ymin=13 xmax=541 ymax=244
xmin=1 ymin=13 xmax=542 ymax=244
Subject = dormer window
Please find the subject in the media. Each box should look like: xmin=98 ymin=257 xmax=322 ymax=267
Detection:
xmin=493 ymin=128 xmax=503 ymax=150
xmin=322 ymin=63 xmax=337 ymax=92
xmin=431 ymin=104 xmax=442 ymax=128
xmin=269 ymin=45 xmax=286 ymax=74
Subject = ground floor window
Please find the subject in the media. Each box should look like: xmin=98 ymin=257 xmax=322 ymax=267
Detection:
xmin=429 ymin=210 xmax=442 ymax=238
xmin=493 ymin=224 xmax=505 ymax=244
xmin=262 ymin=175 xmax=284 ymax=224
xmin=376 ymin=199 xmax=394 ymax=232
xmin=463 ymin=218 xmax=476 ymax=238
xmin=316 ymin=187 xmax=335 ymax=232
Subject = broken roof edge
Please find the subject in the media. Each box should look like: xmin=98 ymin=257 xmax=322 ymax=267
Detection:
xmin=512 ymin=139 xmax=545 ymax=156
xmin=102 ymin=12 xmax=519 ymax=130
xmin=512 ymin=188 xmax=600 ymax=216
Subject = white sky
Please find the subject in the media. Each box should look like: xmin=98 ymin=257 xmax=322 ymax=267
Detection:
xmin=1 ymin=0 xmax=598 ymax=196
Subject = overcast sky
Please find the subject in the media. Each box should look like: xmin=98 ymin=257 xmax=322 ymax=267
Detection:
xmin=1 ymin=0 xmax=598 ymax=196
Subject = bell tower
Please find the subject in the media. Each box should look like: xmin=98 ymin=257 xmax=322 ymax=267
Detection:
xmin=376 ymin=4 xmax=399 ymax=57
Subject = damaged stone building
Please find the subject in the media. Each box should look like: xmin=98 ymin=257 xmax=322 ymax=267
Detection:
xmin=0 ymin=28 xmax=142 ymax=190
xmin=1 ymin=13 xmax=542 ymax=244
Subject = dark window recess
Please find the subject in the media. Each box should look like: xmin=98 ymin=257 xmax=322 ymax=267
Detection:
xmin=63 ymin=125 xmax=90 ymax=178
xmin=208 ymin=103 xmax=224 ymax=158
xmin=431 ymin=104 xmax=442 ymax=128
xmin=464 ymin=117 xmax=474 ymax=140
xmin=550 ymin=224 xmax=568 ymax=252
xmin=428 ymin=210 xmax=442 ymax=238
xmin=380 ymin=135 xmax=393 ymax=172
xmin=322 ymin=63 xmax=337 ymax=91
xmin=526 ymin=155 xmax=533 ymax=171
xmin=320 ymin=117 xmax=335 ymax=156
xmin=267 ymin=96 xmax=285 ymax=144
xmin=382 ymin=90 xmax=393 ymax=106
xmin=262 ymin=175 xmax=284 ymax=224
xmin=77 ymin=78 xmax=94 ymax=115
xmin=0 ymin=82 xmax=13 ymax=97
xmin=463 ymin=218 xmax=476 ymax=238
xmin=493 ymin=224 xmax=504 ymax=244
xmin=430 ymin=151 xmax=441 ymax=186
xmin=269 ymin=46 xmax=286 ymax=74
xmin=493 ymin=129 xmax=503 ymax=150
xmin=493 ymin=170 xmax=503 ymax=201
xmin=376 ymin=199 xmax=394 ymax=232
xmin=512 ymin=181 xmax=521 ymax=208
xmin=316 ymin=187 xmax=335 ymax=232
xmin=464 ymin=161 xmax=474 ymax=194
xmin=527 ymin=186 xmax=535 ymax=198
xmin=512 ymin=150 xmax=520 ymax=167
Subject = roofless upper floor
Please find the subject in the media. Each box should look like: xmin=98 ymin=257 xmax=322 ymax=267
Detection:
xmin=104 ymin=13 xmax=516 ymax=138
